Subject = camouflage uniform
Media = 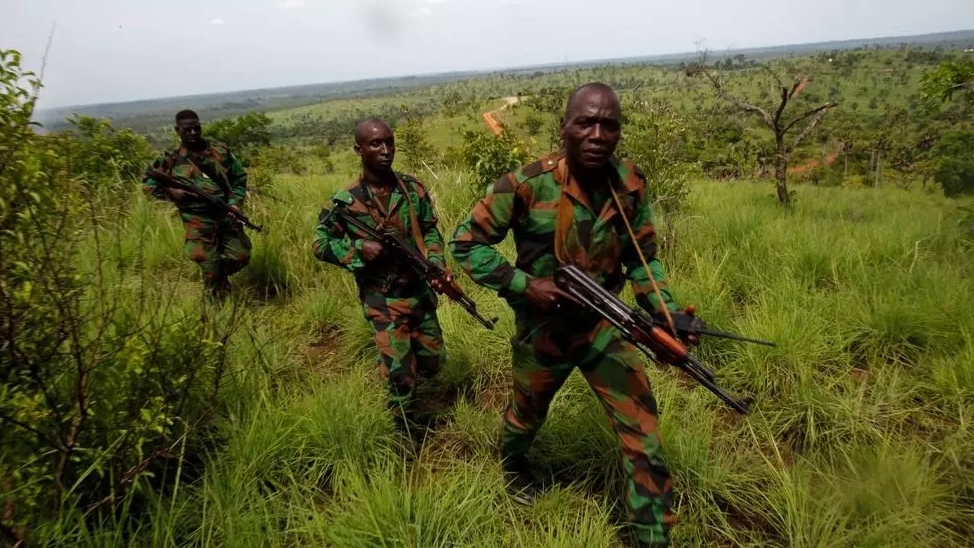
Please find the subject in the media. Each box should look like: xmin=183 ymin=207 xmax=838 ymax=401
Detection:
xmin=142 ymin=140 xmax=251 ymax=298
xmin=312 ymin=172 xmax=446 ymax=414
xmin=449 ymin=152 xmax=678 ymax=546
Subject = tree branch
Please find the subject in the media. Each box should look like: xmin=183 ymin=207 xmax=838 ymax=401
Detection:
xmin=0 ymin=413 xmax=65 ymax=452
xmin=757 ymin=63 xmax=785 ymax=89
xmin=793 ymin=109 xmax=831 ymax=149
xmin=773 ymin=86 xmax=789 ymax=130
xmin=702 ymin=69 xmax=774 ymax=128
xmin=788 ymin=75 xmax=808 ymax=99
xmin=783 ymin=102 xmax=839 ymax=135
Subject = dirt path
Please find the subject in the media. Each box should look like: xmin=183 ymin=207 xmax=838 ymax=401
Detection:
xmin=789 ymin=150 xmax=841 ymax=176
xmin=482 ymin=96 xmax=521 ymax=136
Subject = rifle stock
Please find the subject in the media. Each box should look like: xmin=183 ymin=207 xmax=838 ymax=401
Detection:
xmin=328 ymin=202 xmax=498 ymax=330
xmin=553 ymin=264 xmax=752 ymax=415
xmin=146 ymin=169 xmax=263 ymax=232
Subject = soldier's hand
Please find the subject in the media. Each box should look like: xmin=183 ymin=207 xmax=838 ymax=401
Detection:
xmin=166 ymin=188 xmax=189 ymax=202
xmin=429 ymin=270 xmax=454 ymax=293
xmin=525 ymin=277 xmax=574 ymax=310
xmin=654 ymin=307 xmax=702 ymax=346
xmin=228 ymin=205 xmax=243 ymax=227
xmin=361 ymin=240 xmax=383 ymax=262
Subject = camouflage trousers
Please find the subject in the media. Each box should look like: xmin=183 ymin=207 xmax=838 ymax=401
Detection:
xmin=181 ymin=213 xmax=252 ymax=298
xmin=503 ymin=314 xmax=675 ymax=546
xmin=361 ymin=290 xmax=445 ymax=414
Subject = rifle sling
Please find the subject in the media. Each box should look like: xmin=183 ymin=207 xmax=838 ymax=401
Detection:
xmin=173 ymin=149 xmax=233 ymax=201
xmin=359 ymin=175 xmax=428 ymax=259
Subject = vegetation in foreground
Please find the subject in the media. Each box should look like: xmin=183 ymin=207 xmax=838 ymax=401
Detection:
xmin=3 ymin=44 xmax=974 ymax=547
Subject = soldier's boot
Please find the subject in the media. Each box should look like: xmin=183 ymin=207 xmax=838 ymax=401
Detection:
xmin=500 ymin=453 xmax=537 ymax=505
xmin=631 ymin=538 xmax=668 ymax=548
xmin=208 ymin=276 xmax=232 ymax=303
xmin=388 ymin=399 xmax=423 ymax=454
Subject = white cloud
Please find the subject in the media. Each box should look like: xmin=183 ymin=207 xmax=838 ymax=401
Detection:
xmin=282 ymin=0 xmax=306 ymax=9
xmin=208 ymin=18 xmax=226 ymax=25
xmin=416 ymin=7 xmax=433 ymax=16
xmin=424 ymin=0 xmax=458 ymax=4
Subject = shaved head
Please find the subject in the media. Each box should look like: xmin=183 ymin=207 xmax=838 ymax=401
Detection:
xmin=355 ymin=118 xmax=391 ymax=145
xmin=354 ymin=117 xmax=396 ymax=177
xmin=559 ymin=82 xmax=622 ymax=171
xmin=563 ymin=82 xmax=619 ymax=120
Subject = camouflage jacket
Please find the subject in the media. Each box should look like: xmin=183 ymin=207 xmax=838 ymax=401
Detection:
xmin=313 ymin=172 xmax=445 ymax=299
xmin=141 ymin=139 xmax=248 ymax=215
xmin=449 ymin=152 xmax=677 ymax=317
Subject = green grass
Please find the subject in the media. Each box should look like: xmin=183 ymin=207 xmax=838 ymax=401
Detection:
xmin=32 ymin=145 xmax=974 ymax=547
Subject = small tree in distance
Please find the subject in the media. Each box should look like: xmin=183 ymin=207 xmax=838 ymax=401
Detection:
xmin=687 ymin=50 xmax=839 ymax=207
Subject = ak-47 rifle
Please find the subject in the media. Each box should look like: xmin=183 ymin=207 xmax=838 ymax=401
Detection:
xmin=553 ymin=265 xmax=775 ymax=415
xmin=325 ymin=197 xmax=498 ymax=330
xmin=146 ymin=168 xmax=264 ymax=232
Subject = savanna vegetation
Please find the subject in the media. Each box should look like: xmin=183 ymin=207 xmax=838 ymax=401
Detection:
xmin=3 ymin=34 xmax=974 ymax=548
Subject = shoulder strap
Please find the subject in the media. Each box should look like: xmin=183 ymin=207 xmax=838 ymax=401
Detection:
xmin=176 ymin=147 xmax=233 ymax=198
xmin=398 ymin=176 xmax=428 ymax=259
xmin=552 ymin=157 xmax=576 ymax=267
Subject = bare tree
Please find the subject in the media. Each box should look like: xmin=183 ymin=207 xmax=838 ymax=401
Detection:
xmin=688 ymin=51 xmax=839 ymax=207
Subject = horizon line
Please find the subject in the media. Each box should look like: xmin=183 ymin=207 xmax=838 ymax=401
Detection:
xmin=36 ymin=26 xmax=974 ymax=112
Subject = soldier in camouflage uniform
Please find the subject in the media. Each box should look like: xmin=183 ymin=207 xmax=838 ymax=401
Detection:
xmin=312 ymin=118 xmax=451 ymax=424
xmin=449 ymin=83 xmax=692 ymax=548
xmin=142 ymin=109 xmax=251 ymax=301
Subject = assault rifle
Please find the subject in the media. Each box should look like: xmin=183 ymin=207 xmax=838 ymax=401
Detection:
xmin=553 ymin=264 xmax=773 ymax=415
xmin=325 ymin=198 xmax=498 ymax=330
xmin=146 ymin=169 xmax=264 ymax=232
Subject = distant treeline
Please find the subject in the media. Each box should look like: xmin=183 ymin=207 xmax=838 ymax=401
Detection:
xmin=33 ymin=29 xmax=974 ymax=133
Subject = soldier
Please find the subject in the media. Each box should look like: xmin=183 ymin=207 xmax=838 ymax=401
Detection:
xmin=142 ymin=109 xmax=251 ymax=301
xmin=449 ymin=83 xmax=691 ymax=547
xmin=312 ymin=118 xmax=450 ymax=428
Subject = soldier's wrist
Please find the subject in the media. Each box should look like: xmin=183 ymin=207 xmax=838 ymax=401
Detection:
xmin=508 ymin=269 xmax=531 ymax=294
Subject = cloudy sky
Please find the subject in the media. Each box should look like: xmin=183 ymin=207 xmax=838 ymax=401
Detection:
xmin=5 ymin=0 xmax=974 ymax=109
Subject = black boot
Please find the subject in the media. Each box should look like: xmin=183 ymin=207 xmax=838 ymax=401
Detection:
xmin=501 ymin=454 xmax=537 ymax=505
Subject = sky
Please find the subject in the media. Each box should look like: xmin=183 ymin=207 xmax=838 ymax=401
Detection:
xmin=4 ymin=0 xmax=974 ymax=109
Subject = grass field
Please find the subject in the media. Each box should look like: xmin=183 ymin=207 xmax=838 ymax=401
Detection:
xmin=10 ymin=41 xmax=974 ymax=546
xmin=45 ymin=144 xmax=974 ymax=547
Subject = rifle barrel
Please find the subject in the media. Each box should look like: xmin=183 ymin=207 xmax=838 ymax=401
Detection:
xmin=696 ymin=328 xmax=777 ymax=347
xmin=148 ymin=169 xmax=263 ymax=232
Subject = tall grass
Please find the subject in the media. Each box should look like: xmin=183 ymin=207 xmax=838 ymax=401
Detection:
xmin=30 ymin=168 xmax=974 ymax=547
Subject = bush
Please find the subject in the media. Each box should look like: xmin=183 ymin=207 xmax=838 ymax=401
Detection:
xmin=932 ymin=130 xmax=974 ymax=198
xmin=617 ymin=97 xmax=694 ymax=215
xmin=457 ymin=125 xmax=532 ymax=188
xmin=0 ymin=48 xmax=240 ymax=544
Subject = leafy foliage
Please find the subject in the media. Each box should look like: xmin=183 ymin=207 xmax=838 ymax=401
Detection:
xmin=0 ymin=49 xmax=241 ymax=544
xmin=921 ymin=60 xmax=974 ymax=104
xmin=395 ymin=111 xmax=440 ymax=175
xmin=932 ymin=130 xmax=974 ymax=198
xmin=457 ymin=125 xmax=532 ymax=188
xmin=617 ymin=97 xmax=693 ymax=214
xmin=40 ymin=114 xmax=155 ymax=194
xmin=205 ymin=112 xmax=273 ymax=163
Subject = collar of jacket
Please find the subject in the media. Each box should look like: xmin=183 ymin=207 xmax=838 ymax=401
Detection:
xmin=176 ymin=140 xmax=214 ymax=158
xmin=551 ymin=153 xmax=641 ymax=213
xmin=356 ymin=172 xmax=408 ymax=219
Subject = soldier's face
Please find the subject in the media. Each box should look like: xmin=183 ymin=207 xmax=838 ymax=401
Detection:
xmin=560 ymin=90 xmax=622 ymax=171
xmin=176 ymin=118 xmax=203 ymax=148
xmin=355 ymin=123 xmax=395 ymax=173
